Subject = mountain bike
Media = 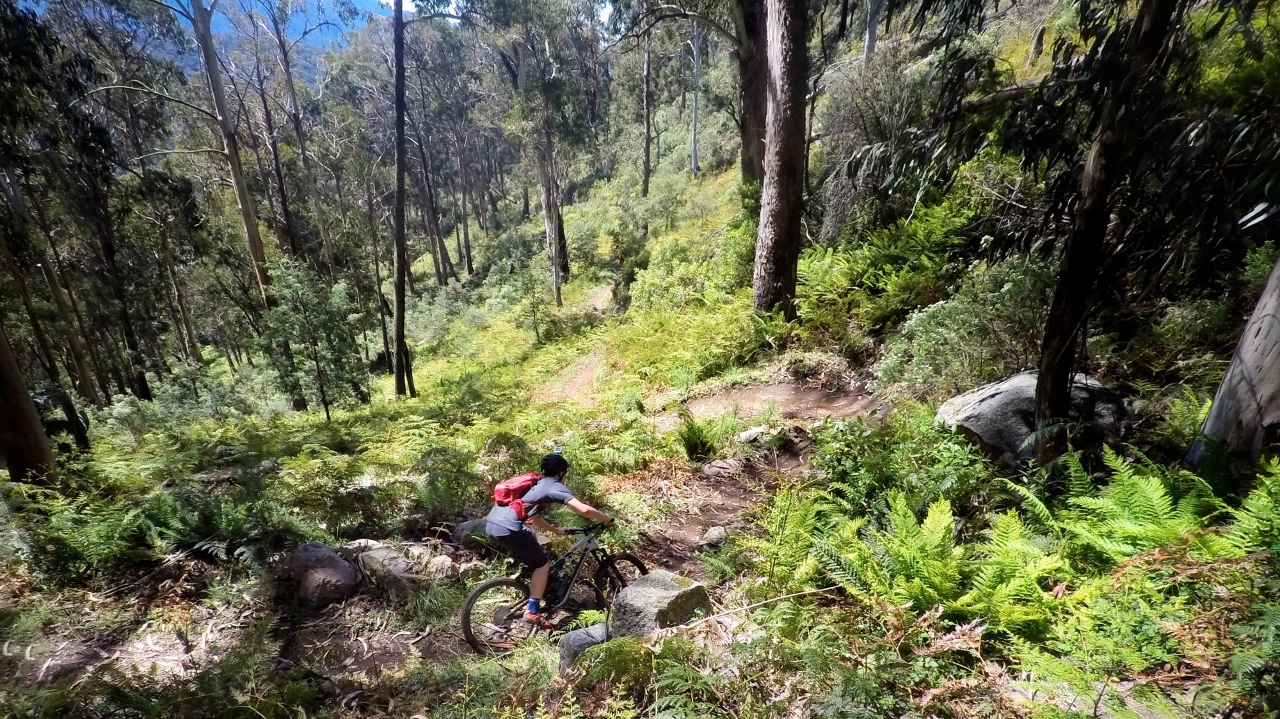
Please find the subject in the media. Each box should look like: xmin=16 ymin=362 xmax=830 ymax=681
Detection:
xmin=460 ymin=523 xmax=647 ymax=653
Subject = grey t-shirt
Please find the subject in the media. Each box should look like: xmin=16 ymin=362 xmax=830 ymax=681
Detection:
xmin=485 ymin=476 xmax=576 ymax=536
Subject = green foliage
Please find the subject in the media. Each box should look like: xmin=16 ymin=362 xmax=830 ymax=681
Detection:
xmin=1226 ymin=460 xmax=1280 ymax=553
xmin=1047 ymin=574 xmax=1189 ymax=677
xmin=1057 ymin=448 xmax=1229 ymax=569
xmin=797 ymin=203 xmax=974 ymax=356
xmin=1113 ymin=297 xmax=1236 ymax=388
xmin=811 ymin=405 xmax=995 ymax=521
xmin=1229 ymin=589 xmax=1280 ymax=713
xmin=873 ymin=258 xmax=1054 ymax=399
xmin=578 ymin=637 xmax=655 ymax=695
xmin=1244 ymin=243 xmax=1277 ymax=297
xmin=738 ymin=487 xmax=824 ymax=597
xmin=254 ymin=259 xmax=369 ymax=418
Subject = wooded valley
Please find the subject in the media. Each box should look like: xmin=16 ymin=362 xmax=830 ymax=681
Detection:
xmin=1 ymin=0 xmax=1279 ymax=714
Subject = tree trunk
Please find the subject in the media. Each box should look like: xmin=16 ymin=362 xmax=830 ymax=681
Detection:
xmin=863 ymin=0 xmax=884 ymax=66
xmin=269 ymin=13 xmax=335 ymax=279
xmin=0 ymin=229 xmax=89 ymax=450
xmin=0 ymin=321 xmax=53 ymax=483
xmin=366 ymin=178 xmax=392 ymax=363
xmin=412 ymin=135 xmax=458 ymax=284
xmin=393 ymin=0 xmax=410 ymax=397
xmin=1189 ymin=253 xmax=1280 ymax=471
xmin=642 ymin=32 xmax=654 ymax=198
xmin=538 ymin=128 xmax=565 ymax=307
xmin=419 ymin=201 xmax=445 ymax=286
xmin=90 ymin=179 xmax=153 ymax=401
xmin=691 ymin=20 xmax=701 ymax=175
xmin=1034 ymin=0 xmax=1179 ymax=464
xmin=3 ymin=170 xmax=103 ymax=408
xmin=255 ymin=73 xmax=301 ymax=258
xmin=156 ymin=219 xmax=202 ymax=363
xmin=38 ymin=255 xmax=101 ymax=407
xmin=49 ymin=226 xmax=113 ymax=403
xmin=192 ymin=0 xmax=270 ymax=307
xmin=457 ymin=141 xmax=475 ymax=274
xmin=752 ymin=0 xmax=809 ymax=318
xmin=733 ymin=0 xmax=767 ymax=186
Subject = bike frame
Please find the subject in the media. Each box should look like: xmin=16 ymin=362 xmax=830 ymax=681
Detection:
xmin=515 ymin=526 xmax=610 ymax=610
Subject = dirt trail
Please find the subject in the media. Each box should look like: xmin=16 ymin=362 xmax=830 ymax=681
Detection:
xmin=650 ymin=382 xmax=882 ymax=433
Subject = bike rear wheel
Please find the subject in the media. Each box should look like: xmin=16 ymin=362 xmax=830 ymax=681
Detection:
xmin=460 ymin=577 xmax=534 ymax=654
xmin=593 ymin=552 xmax=648 ymax=604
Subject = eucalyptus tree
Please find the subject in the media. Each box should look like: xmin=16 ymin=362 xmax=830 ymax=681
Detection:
xmin=750 ymin=0 xmax=808 ymax=316
xmin=613 ymin=0 xmax=767 ymax=186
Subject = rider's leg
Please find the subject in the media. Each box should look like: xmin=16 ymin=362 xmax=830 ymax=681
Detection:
xmin=529 ymin=561 xmax=550 ymax=612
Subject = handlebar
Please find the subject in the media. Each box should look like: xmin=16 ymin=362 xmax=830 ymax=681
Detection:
xmin=565 ymin=521 xmax=609 ymax=536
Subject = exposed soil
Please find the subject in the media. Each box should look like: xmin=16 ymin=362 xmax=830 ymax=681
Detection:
xmin=533 ymin=349 xmax=604 ymax=407
xmin=651 ymin=382 xmax=883 ymax=433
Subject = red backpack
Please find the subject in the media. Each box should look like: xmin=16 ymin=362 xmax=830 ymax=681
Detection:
xmin=493 ymin=472 xmax=543 ymax=521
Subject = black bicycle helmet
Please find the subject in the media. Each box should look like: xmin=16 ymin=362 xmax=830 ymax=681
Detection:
xmin=540 ymin=453 xmax=570 ymax=477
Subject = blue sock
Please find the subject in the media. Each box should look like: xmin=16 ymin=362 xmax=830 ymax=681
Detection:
xmin=527 ymin=598 xmax=540 ymax=615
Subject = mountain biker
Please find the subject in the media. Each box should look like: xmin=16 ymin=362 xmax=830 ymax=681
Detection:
xmin=484 ymin=453 xmax=613 ymax=627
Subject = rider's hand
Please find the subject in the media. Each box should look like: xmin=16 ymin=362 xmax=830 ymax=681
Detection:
xmin=601 ymin=515 xmax=614 ymax=528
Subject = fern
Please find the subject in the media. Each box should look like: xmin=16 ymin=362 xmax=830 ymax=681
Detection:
xmin=1226 ymin=459 xmax=1280 ymax=554
xmin=674 ymin=405 xmax=716 ymax=462
xmin=1059 ymin=447 xmax=1231 ymax=568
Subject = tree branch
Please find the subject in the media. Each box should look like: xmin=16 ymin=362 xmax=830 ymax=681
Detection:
xmin=134 ymin=0 xmax=192 ymax=22
xmin=79 ymin=84 xmax=218 ymax=121
xmin=135 ymin=148 xmax=227 ymax=162
xmin=961 ymin=76 xmax=1043 ymax=113
xmin=607 ymin=6 xmax=742 ymax=54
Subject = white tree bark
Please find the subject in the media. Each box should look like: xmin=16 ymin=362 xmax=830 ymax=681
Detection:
xmin=1190 ymin=253 xmax=1280 ymax=466
xmin=191 ymin=0 xmax=269 ymax=305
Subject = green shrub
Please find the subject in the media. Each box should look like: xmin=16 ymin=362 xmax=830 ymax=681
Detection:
xmin=811 ymin=404 xmax=996 ymax=521
xmin=1056 ymin=448 xmax=1229 ymax=570
xmin=579 ymin=637 xmax=655 ymax=695
xmin=873 ymin=258 xmax=1053 ymax=399
xmin=797 ymin=203 xmax=974 ymax=356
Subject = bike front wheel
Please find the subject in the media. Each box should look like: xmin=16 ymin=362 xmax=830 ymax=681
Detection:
xmin=460 ymin=577 xmax=534 ymax=654
xmin=593 ymin=552 xmax=648 ymax=604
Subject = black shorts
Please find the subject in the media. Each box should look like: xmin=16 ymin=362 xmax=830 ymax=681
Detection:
xmin=489 ymin=530 xmax=548 ymax=569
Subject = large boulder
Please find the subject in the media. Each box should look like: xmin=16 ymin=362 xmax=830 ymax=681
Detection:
xmin=283 ymin=543 xmax=360 ymax=608
xmin=608 ymin=570 xmax=712 ymax=638
xmin=451 ymin=519 xmax=491 ymax=552
xmin=356 ymin=545 xmax=420 ymax=592
xmin=936 ymin=371 xmax=1130 ymax=467
xmin=558 ymin=623 xmax=609 ymax=675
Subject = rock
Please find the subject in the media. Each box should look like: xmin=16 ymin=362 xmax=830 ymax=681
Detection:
xmin=559 ymin=623 xmax=609 ymax=675
xmin=451 ymin=519 xmax=490 ymax=550
xmin=283 ymin=543 xmax=359 ymax=608
xmin=456 ymin=558 xmax=486 ymax=579
xmin=253 ymin=459 xmax=280 ymax=476
xmin=698 ymin=526 xmax=731 ymax=548
xmin=213 ymin=445 xmax=243 ymax=463
xmin=427 ymin=554 xmax=456 ymax=580
xmin=357 ymin=546 xmax=420 ymax=591
xmin=936 ymin=371 xmax=1130 ymax=467
xmin=343 ymin=538 xmax=386 ymax=554
xmin=735 ymin=426 xmax=768 ymax=444
xmin=701 ymin=459 xmax=741 ymax=478
xmin=608 ymin=570 xmax=712 ymax=638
